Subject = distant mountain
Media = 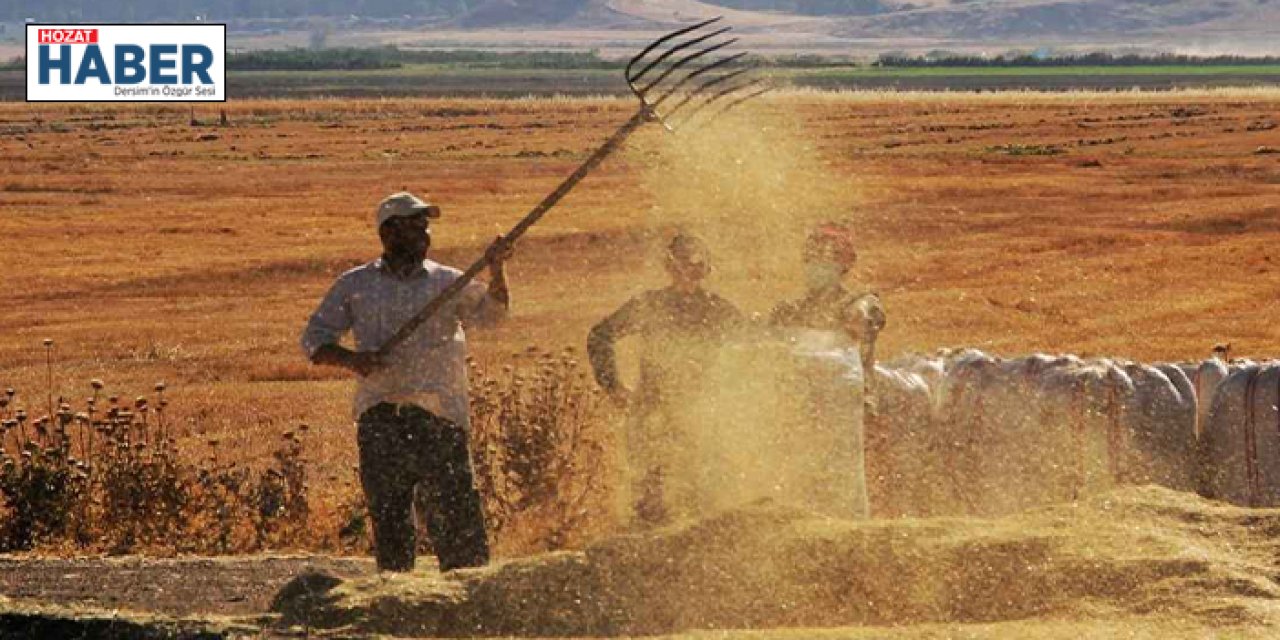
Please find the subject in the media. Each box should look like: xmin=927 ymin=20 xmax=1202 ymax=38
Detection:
xmin=7 ymin=0 xmax=1278 ymax=51
xmin=450 ymin=0 xmax=816 ymax=27
xmin=455 ymin=0 xmax=593 ymax=28
xmin=450 ymin=0 xmax=1280 ymax=43
xmin=699 ymin=0 xmax=895 ymax=16
xmin=830 ymin=0 xmax=1272 ymax=38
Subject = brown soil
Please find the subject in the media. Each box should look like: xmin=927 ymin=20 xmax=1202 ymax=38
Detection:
xmin=0 ymin=554 xmax=371 ymax=618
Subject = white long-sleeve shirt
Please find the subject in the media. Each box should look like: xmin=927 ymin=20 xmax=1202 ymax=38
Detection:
xmin=301 ymin=257 xmax=507 ymax=427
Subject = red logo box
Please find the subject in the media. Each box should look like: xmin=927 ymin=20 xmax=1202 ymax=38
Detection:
xmin=37 ymin=28 xmax=99 ymax=45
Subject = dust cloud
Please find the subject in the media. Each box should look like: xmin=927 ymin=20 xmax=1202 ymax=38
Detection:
xmin=604 ymin=103 xmax=873 ymax=525
xmin=627 ymin=103 xmax=862 ymax=310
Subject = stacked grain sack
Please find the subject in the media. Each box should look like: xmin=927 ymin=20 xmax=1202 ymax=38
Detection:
xmin=1197 ymin=359 xmax=1280 ymax=507
xmin=868 ymin=350 xmax=1202 ymax=517
xmin=698 ymin=341 xmax=1256 ymax=520
xmin=865 ymin=353 xmax=947 ymax=517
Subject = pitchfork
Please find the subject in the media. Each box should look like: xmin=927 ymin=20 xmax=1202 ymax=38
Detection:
xmin=376 ymin=16 xmax=769 ymax=357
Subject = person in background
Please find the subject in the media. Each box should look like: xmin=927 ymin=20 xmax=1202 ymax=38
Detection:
xmin=769 ymin=222 xmax=882 ymax=520
xmin=770 ymin=222 xmax=886 ymax=378
xmin=587 ymin=233 xmax=744 ymax=525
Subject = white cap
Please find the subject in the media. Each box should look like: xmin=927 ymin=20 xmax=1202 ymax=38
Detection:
xmin=375 ymin=192 xmax=441 ymax=229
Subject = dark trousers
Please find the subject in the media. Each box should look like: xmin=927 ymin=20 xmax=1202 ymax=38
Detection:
xmin=357 ymin=403 xmax=490 ymax=572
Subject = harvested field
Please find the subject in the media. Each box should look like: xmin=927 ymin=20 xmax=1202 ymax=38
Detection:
xmin=2 ymin=89 xmax=1279 ymax=494
xmin=5 ymin=67 xmax=1280 ymax=101
xmin=2 ymin=89 xmax=1280 ymax=636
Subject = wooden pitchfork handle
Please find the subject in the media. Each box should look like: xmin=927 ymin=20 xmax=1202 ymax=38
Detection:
xmin=374 ymin=16 xmax=766 ymax=357
xmin=374 ymin=109 xmax=651 ymax=358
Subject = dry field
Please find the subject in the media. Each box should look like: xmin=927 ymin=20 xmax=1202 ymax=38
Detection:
xmin=2 ymin=88 xmax=1280 ymax=637
xmin=2 ymin=89 xmax=1280 ymax=520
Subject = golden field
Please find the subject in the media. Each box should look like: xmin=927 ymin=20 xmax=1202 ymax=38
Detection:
xmin=2 ymin=89 xmax=1279 ymax=504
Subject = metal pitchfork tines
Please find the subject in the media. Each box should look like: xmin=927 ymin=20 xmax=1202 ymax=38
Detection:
xmin=627 ymin=16 xmax=771 ymax=131
xmin=375 ymin=17 xmax=770 ymax=357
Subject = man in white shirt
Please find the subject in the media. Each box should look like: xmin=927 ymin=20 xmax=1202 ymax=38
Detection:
xmin=302 ymin=191 xmax=512 ymax=572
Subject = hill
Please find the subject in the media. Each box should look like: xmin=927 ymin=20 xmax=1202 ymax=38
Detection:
xmin=446 ymin=0 xmax=1280 ymax=52
xmin=831 ymin=0 xmax=1280 ymax=39
xmin=452 ymin=0 xmax=819 ymax=28
xmin=7 ymin=0 xmax=1278 ymax=54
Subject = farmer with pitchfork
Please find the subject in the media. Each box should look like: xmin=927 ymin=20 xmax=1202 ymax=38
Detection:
xmin=302 ymin=192 xmax=513 ymax=573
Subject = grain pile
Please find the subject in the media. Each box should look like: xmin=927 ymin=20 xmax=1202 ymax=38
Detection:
xmin=274 ymin=485 xmax=1280 ymax=636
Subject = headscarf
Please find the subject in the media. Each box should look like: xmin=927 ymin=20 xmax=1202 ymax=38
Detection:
xmin=804 ymin=222 xmax=858 ymax=267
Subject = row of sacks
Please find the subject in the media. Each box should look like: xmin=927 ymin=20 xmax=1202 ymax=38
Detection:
xmin=864 ymin=349 xmax=1270 ymax=517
